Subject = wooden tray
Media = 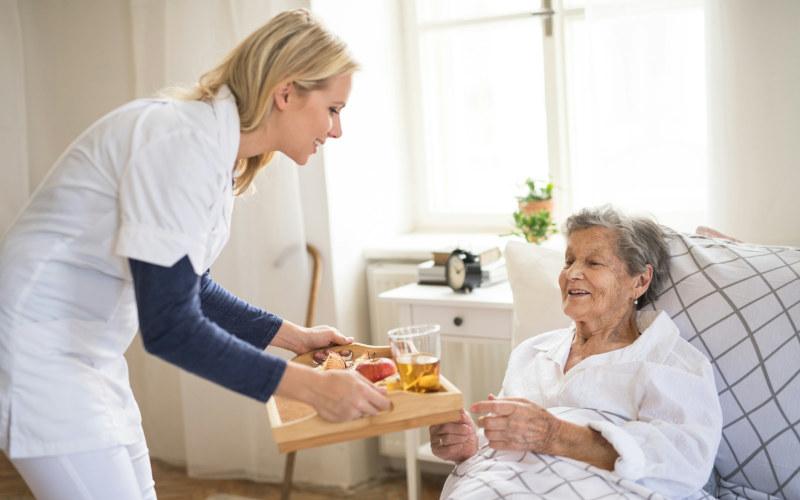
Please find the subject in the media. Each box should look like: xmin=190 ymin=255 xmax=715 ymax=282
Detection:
xmin=266 ymin=343 xmax=463 ymax=453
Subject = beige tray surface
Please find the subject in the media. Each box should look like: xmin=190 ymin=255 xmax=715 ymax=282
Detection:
xmin=266 ymin=343 xmax=463 ymax=453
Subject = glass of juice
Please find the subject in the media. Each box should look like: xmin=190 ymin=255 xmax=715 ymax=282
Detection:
xmin=388 ymin=324 xmax=442 ymax=393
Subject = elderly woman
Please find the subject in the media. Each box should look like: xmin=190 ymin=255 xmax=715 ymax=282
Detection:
xmin=430 ymin=206 xmax=722 ymax=499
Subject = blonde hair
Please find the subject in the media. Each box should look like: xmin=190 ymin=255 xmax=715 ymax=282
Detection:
xmin=167 ymin=9 xmax=358 ymax=195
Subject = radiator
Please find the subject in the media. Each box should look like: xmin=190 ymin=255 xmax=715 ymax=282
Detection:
xmin=366 ymin=262 xmax=418 ymax=346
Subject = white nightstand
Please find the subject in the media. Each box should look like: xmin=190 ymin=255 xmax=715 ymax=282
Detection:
xmin=378 ymin=282 xmax=514 ymax=500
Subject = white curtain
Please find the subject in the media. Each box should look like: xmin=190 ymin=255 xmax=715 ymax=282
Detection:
xmin=564 ymin=0 xmax=707 ymax=232
xmin=0 ymin=1 xmax=28 ymax=236
xmin=0 ymin=0 xmax=363 ymax=485
xmin=125 ymin=0 xmax=312 ymax=481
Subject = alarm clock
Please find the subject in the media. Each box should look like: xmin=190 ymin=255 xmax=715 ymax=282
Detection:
xmin=445 ymin=249 xmax=483 ymax=292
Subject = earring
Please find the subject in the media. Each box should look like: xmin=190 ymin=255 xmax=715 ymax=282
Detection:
xmin=634 ymin=298 xmax=639 ymax=305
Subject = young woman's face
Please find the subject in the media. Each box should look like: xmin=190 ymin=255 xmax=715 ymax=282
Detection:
xmin=275 ymin=72 xmax=352 ymax=165
xmin=558 ymin=227 xmax=641 ymax=325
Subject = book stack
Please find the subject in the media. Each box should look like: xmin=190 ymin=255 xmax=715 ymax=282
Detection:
xmin=431 ymin=246 xmax=502 ymax=267
xmin=417 ymin=246 xmax=507 ymax=287
xmin=416 ymin=260 xmax=447 ymax=285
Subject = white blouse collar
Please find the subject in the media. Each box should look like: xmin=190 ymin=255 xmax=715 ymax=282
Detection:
xmin=534 ymin=310 xmax=680 ymax=368
xmin=211 ymin=84 xmax=241 ymax=178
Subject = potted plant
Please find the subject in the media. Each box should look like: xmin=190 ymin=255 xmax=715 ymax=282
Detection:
xmin=517 ymin=178 xmax=553 ymax=215
xmin=511 ymin=179 xmax=557 ymax=244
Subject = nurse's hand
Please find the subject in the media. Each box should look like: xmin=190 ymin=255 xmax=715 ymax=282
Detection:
xmin=312 ymin=369 xmax=392 ymax=421
xmin=272 ymin=320 xmax=353 ymax=355
xmin=276 ymin=362 xmax=392 ymax=422
xmin=300 ymin=324 xmax=352 ymax=353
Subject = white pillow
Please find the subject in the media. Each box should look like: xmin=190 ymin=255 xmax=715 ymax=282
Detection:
xmin=504 ymin=241 xmax=572 ymax=347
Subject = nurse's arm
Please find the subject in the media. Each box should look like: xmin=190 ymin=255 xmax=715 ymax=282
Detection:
xmin=129 ymin=256 xmax=287 ymax=401
xmin=199 ymin=272 xmax=352 ymax=355
xmin=198 ymin=270 xmax=283 ymax=348
xmin=129 ymin=255 xmax=390 ymax=420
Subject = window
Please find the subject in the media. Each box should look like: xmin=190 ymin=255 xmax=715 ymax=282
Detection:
xmin=404 ymin=0 xmax=707 ymax=232
xmin=563 ymin=1 xmax=706 ymax=231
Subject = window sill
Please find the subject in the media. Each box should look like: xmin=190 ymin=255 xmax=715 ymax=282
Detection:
xmin=363 ymin=231 xmax=564 ymax=262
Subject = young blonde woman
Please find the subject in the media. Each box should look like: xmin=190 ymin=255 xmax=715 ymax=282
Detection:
xmin=0 ymin=9 xmax=390 ymax=499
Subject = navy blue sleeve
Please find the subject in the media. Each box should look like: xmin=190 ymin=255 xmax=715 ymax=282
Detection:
xmin=129 ymin=256 xmax=287 ymax=402
xmin=199 ymin=271 xmax=283 ymax=349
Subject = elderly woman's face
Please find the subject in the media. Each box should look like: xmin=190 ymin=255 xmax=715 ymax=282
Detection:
xmin=559 ymin=227 xmax=640 ymax=323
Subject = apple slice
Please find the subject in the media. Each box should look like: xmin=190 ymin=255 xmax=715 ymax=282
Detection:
xmin=321 ymin=351 xmax=346 ymax=370
xmin=354 ymin=356 xmax=397 ymax=383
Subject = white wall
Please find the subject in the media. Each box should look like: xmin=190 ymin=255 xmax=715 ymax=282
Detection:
xmin=302 ymin=0 xmax=414 ymax=482
xmin=307 ymin=1 xmax=412 ymax=345
xmin=705 ymin=0 xmax=800 ymax=246
xmin=18 ymin=0 xmax=136 ymax=188
xmin=0 ymin=0 xmax=27 ymax=235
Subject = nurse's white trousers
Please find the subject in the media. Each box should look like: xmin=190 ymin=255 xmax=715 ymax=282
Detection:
xmin=9 ymin=439 xmax=156 ymax=499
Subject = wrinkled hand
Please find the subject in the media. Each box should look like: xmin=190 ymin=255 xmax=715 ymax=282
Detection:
xmin=429 ymin=409 xmax=478 ymax=463
xmin=311 ymin=368 xmax=391 ymax=422
xmin=300 ymin=324 xmax=352 ymax=353
xmin=471 ymin=394 xmax=562 ymax=453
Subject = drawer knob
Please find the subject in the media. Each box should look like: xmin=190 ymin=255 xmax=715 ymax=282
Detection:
xmin=453 ymin=316 xmax=464 ymax=327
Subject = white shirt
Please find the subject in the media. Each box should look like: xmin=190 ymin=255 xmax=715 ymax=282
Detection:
xmin=0 ymin=87 xmax=239 ymax=458
xmin=500 ymin=310 xmax=723 ymax=497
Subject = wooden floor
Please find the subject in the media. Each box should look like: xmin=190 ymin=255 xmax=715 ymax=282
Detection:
xmin=0 ymin=453 xmax=447 ymax=499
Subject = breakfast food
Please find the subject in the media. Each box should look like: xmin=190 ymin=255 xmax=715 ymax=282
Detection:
xmin=311 ymin=348 xmax=397 ymax=384
xmin=312 ymin=348 xmax=351 ymax=365
xmin=353 ymin=356 xmax=397 ymax=383
xmin=321 ymin=351 xmax=346 ymax=370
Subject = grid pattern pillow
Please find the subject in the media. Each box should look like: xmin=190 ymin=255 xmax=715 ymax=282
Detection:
xmin=646 ymin=230 xmax=800 ymax=499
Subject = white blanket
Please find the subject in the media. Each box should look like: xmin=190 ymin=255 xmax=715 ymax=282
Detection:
xmin=441 ymin=408 xmax=716 ymax=500
xmin=442 ymin=444 xmax=715 ymax=499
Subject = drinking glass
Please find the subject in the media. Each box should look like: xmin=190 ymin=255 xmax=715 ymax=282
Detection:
xmin=388 ymin=324 xmax=442 ymax=392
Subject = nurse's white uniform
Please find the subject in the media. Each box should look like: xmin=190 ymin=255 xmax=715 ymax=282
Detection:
xmin=0 ymin=86 xmax=239 ymax=459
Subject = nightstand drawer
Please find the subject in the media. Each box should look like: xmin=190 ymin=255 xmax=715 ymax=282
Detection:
xmin=411 ymin=305 xmax=512 ymax=341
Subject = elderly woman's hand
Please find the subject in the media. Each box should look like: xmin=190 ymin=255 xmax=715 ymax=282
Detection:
xmin=471 ymin=395 xmax=562 ymax=454
xmin=471 ymin=394 xmax=619 ymax=470
xmin=429 ymin=409 xmax=478 ymax=463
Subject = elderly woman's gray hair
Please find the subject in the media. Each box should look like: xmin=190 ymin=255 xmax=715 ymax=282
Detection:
xmin=564 ymin=206 xmax=669 ymax=310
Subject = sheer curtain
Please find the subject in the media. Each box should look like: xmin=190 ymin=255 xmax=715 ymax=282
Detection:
xmin=563 ymin=0 xmax=707 ymax=232
xmin=0 ymin=0 xmax=368 ymax=486
xmin=125 ymin=0 xmax=314 ymax=481
xmin=0 ymin=0 xmax=28 ymax=236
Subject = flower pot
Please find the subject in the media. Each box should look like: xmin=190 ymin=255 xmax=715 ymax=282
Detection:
xmin=513 ymin=200 xmax=556 ymax=245
xmin=518 ymin=199 xmax=553 ymax=215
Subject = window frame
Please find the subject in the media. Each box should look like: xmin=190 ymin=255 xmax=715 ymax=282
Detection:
xmin=400 ymin=0 xmax=585 ymax=231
